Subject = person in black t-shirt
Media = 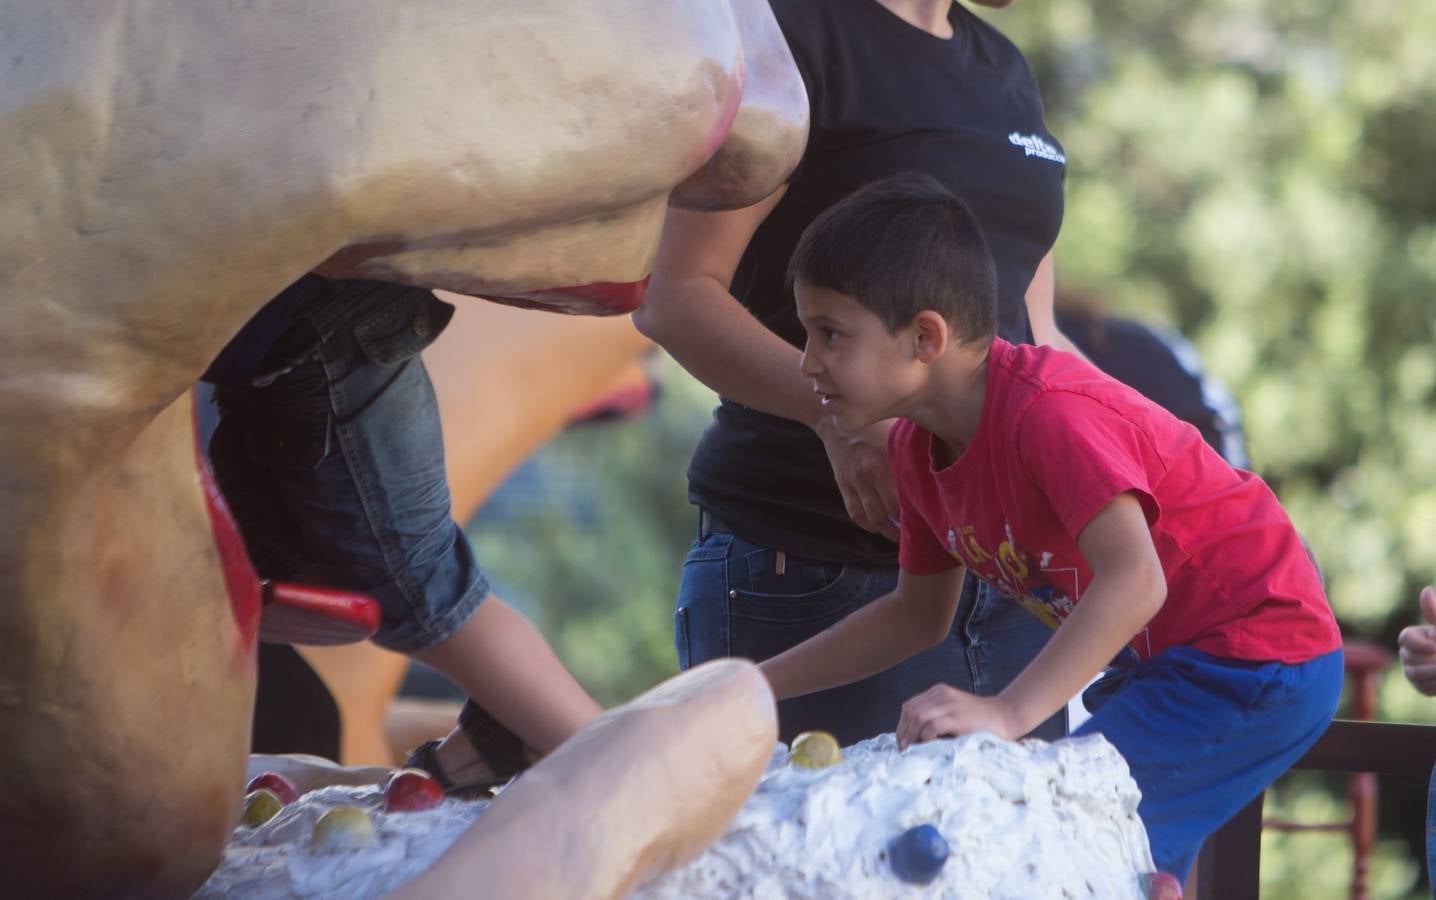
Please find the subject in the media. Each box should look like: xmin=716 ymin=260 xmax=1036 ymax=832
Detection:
xmin=635 ymin=0 xmax=1076 ymax=745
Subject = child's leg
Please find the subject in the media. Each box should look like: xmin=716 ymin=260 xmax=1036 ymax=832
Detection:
xmin=1075 ymin=645 xmax=1343 ymax=881
xmin=415 ymin=593 xmax=600 ymax=758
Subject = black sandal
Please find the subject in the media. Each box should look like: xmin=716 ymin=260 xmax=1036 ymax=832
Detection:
xmin=404 ymin=700 xmax=532 ymax=798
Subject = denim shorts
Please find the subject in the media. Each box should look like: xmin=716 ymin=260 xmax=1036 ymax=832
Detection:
xmin=208 ymin=277 xmax=490 ymax=653
xmin=1077 ymin=645 xmax=1344 ymax=881
xmin=675 ymin=523 xmax=1064 ymax=746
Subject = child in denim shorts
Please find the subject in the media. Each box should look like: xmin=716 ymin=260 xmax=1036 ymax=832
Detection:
xmin=206 ymin=274 xmax=599 ymax=788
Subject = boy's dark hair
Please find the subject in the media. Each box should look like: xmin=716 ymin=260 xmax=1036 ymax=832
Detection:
xmin=786 ymin=172 xmax=998 ymax=342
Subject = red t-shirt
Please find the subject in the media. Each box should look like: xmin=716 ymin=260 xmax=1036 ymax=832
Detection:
xmin=890 ymin=338 xmax=1341 ymax=664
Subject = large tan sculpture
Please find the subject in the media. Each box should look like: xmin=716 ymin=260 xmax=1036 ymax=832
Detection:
xmin=0 ymin=1 xmax=805 ymax=896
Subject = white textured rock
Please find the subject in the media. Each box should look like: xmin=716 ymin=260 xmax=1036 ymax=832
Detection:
xmin=196 ymin=784 xmax=489 ymax=899
xmin=635 ymin=733 xmax=1154 ymax=900
xmin=198 ymin=733 xmax=1153 ymax=899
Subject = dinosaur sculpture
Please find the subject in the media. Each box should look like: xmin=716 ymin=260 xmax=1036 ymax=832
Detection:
xmin=0 ymin=1 xmax=805 ymax=895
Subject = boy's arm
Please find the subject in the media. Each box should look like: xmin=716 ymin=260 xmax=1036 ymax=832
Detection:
xmin=897 ymin=492 xmax=1165 ymax=746
xmin=760 ymin=565 xmax=968 ymax=703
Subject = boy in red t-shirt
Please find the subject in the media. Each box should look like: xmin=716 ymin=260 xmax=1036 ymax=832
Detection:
xmin=758 ymin=172 xmax=1343 ymax=880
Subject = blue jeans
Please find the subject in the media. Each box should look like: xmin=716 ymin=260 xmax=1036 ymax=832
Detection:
xmin=1077 ymin=646 xmax=1344 ymax=881
xmin=209 ymin=277 xmax=489 ymax=653
xmin=675 ymin=526 xmax=1065 ymax=746
xmin=1428 ymin=762 xmax=1436 ymax=898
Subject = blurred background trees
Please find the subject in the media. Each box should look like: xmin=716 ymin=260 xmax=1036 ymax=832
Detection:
xmin=463 ymin=2 xmax=1435 ymax=895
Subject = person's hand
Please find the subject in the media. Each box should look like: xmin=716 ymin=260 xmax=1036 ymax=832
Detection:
xmin=816 ymin=416 xmax=900 ymax=540
xmin=896 ymin=684 xmax=1021 ymax=749
xmin=1398 ymin=586 xmax=1436 ymax=696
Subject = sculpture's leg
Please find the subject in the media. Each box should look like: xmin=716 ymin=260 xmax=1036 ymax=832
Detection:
xmin=298 ymin=643 xmax=414 ymax=765
xmin=426 ymin=297 xmax=654 ymax=526
xmin=0 ymin=394 xmax=258 ymax=899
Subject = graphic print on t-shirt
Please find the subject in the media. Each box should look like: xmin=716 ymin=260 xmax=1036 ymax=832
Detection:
xmin=946 ymin=522 xmax=1072 ymax=630
xmin=945 ymin=519 xmax=1153 ymax=659
xmin=1007 ymin=132 xmax=1066 ymax=165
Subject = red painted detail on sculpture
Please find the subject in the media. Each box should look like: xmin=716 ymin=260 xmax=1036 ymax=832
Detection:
xmin=568 ymin=378 xmax=659 ymax=426
xmin=260 ymin=581 xmax=381 ymax=646
xmin=488 ymin=276 xmax=651 ymax=316
xmin=192 ymin=391 xmax=263 ymax=654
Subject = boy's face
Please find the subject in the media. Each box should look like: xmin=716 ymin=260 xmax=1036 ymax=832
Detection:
xmin=795 ymin=282 xmax=919 ymax=434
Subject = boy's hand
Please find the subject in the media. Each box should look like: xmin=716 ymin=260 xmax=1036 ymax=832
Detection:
xmin=1398 ymin=585 xmax=1436 ymax=696
xmin=816 ymin=417 xmax=900 ymax=540
xmin=896 ymin=684 xmax=1022 ymax=749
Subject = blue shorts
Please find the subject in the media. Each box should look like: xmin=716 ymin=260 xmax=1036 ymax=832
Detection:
xmin=208 ymin=277 xmax=490 ymax=653
xmin=1076 ymin=645 xmax=1344 ymax=881
xmin=676 ymin=527 xmax=1065 ymax=745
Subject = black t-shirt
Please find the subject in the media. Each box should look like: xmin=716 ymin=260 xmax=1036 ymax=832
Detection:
xmin=687 ymin=0 xmax=1066 ymax=564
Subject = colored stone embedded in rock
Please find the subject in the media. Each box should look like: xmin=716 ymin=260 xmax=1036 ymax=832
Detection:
xmin=239 ymin=789 xmax=284 ymax=828
xmin=1141 ymin=871 xmax=1184 ymax=900
xmin=312 ymin=806 xmax=376 ymax=851
xmin=889 ymin=824 xmax=950 ymax=885
xmin=788 ymin=730 xmax=843 ymax=769
xmin=246 ymin=771 xmax=300 ymax=806
xmin=383 ymin=768 xmax=445 ymax=813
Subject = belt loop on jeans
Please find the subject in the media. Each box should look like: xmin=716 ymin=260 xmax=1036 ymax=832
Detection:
xmin=698 ymin=509 xmax=786 ymax=575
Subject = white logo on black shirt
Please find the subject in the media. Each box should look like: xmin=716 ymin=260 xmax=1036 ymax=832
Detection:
xmin=1008 ymin=132 xmax=1066 ymax=165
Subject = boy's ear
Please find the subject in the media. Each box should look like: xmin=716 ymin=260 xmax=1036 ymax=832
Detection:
xmin=911 ymin=310 xmax=949 ymax=362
